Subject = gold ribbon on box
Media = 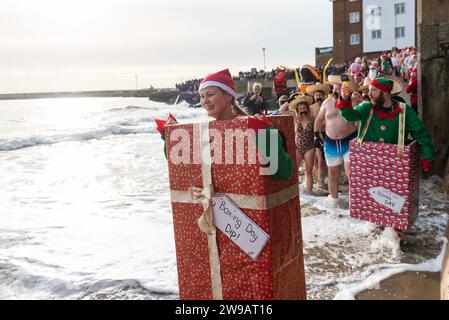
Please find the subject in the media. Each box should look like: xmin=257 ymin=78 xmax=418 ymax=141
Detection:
xmin=169 ymin=121 xmax=299 ymax=300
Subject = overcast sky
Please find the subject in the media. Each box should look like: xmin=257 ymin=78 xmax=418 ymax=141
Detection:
xmin=0 ymin=0 xmax=332 ymax=93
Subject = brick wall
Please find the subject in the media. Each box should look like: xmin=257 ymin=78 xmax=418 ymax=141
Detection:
xmin=333 ymin=0 xmax=364 ymax=63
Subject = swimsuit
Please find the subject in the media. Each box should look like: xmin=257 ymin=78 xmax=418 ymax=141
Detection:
xmin=295 ymin=120 xmax=315 ymax=156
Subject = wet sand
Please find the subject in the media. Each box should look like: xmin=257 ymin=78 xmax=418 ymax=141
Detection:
xmin=357 ymin=271 xmax=440 ymax=300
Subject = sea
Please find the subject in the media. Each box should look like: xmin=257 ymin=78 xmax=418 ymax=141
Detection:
xmin=0 ymin=97 xmax=447 ymax=300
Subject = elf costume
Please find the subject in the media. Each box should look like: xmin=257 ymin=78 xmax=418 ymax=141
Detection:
xmin=337 ymin=77 xmax=435 ymax=169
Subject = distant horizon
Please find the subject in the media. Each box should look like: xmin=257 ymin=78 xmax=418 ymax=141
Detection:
xmin=0 ymin=0 xmax=332 ymax=94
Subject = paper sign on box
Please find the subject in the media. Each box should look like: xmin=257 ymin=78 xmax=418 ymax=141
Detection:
xmin=369 ymin=187 xmax=406 ymax=214
xmin=212 ymin=195 xmax=270 ymax=261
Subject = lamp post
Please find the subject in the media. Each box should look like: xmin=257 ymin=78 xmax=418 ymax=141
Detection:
xmin=262 ymin=48 xmax=266 ymax=70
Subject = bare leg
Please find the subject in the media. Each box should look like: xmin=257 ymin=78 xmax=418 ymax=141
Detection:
xmin=328 ymin=165 xmax=341 ymax=199
xmin=344 ymin=160 xmax=350 ymax=180
xmin=316 ymin=148 xmax=327 ymax=188
xmin=304 ymin=149 xmax=315 ymax=193
xmin=296 ymin=150 xmax=303 ymax=169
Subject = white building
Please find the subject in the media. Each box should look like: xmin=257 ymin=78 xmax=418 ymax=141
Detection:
xmin=362 ymin=0 xmax=416 ymax=53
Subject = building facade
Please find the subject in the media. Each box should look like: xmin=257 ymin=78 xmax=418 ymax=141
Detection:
xmin=332 ymin=0 xmax=416 ymax=63
xmin=363 ymin=0 xmax=416 ymax=53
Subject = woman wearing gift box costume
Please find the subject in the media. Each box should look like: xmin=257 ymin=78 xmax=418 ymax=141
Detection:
xmin=155 ymin=69 xmax=306 ymax=300
xmin=156 ymin=69 xmax=293 ymax=181
xmin=338 ymin=77 xmax=435 ymax=232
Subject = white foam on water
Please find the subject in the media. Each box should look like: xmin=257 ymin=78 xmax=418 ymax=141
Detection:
xmin=334 ymin=237 xmax=447 ymax=300
xmin=300 ymin=176 xmax=449 ymax=300
xmin=0 ymin=98 xmax=207 ymax=151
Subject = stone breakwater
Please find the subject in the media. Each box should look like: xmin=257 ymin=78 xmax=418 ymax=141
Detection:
xmin=0 ymin=89 xmax=179 ymax=103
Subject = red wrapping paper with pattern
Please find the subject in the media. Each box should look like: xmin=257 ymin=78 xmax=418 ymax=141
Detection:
xmin=165 ymin=115 xmax=306 ymax=300
xmin=349 ymin=140 xmax=420 ymax=230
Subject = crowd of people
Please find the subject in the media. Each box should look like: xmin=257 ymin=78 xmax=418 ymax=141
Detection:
xmin=174 ymin=68 xmax=294 ymax=94
xmin=158 ymin=48 xmax=434 ymax=246
xmin=235 ymin=69 xmax=276 ymax=81
xmin=266 ymin=46 xmax=429 ymax=211
xmin=175 ymin=78 xmax=202 ymax=93
xmin=173 ymin=48 xmax=424 ymax=204
xmin=155 ymin=55 xmax=438 ymax=297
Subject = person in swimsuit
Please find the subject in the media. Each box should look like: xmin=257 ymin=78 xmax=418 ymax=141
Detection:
xmin=289 ymin=95 xmax=315 ymax=194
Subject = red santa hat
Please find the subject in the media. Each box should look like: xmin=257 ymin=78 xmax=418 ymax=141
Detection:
xmin=276 ymin=66 xmax=286 ymax=72
xmin=370 ymin=61 xmax=379 ymax=69
xmin=199 ymin=69 xmax=237 ymax=98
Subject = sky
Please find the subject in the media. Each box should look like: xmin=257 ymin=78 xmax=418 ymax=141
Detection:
xmin=0 ymin=0 xmax=333 ymax=93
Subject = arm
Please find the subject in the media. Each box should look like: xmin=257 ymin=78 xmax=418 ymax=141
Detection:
xmin=242 ymin=93 xmax=252 ymax=108
xmin=162 ymin=135 xmax=167 ymax=159
xmin=405 ymin=105 xmax=435 ymax=162
xmin=406 ymin=78 xmax=417 ymax=94
xmin=249 ymin=116 xmax=293 ymax=181
xmin=155 ymin=114 xmax=178 ymax=160
xmin=279 ymin=102 xmax=293 ymax=115
xmin=337 ymin=96 xmax=371 ymax=123
xmin=262 ymin=97 xmax=268 ymax=114
xmin=254 ymin=127 xmax=293 ymax=181
xmin=314 ymin=102 xmax=326 ymax=132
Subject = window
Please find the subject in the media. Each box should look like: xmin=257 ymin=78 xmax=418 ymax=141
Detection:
xmin=395 ymin=3 xmax=406 ymax=15
xmin=371 ymin=6 xmax=381 ymax=16
xmin=349 ymin=12 xmax=360 ymax=23
xmin=395 ymin=26 xmax=406 ymax=38
xmin=371 ymin=30 xmax=382 ymax=40
xmin=350 ymin=34 xmax=360 ymax=45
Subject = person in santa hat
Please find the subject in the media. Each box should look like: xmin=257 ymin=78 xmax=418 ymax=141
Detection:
xmin=368 ymin=61 xmax=380 ymax=80
xmin=155 ymin=69 xmax=294 ymax=181
xmin=273 ymin=67 xmax=290 ymax=100
xmin=349 ymin=57 xmax=362 ymax=77
xmin=337 ymin=77 xmax=435 ymax=171
xmin=354 ymin=72 xmax=365 ymax=86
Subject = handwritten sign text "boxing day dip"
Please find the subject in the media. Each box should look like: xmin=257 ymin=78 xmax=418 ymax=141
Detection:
xmin=212 ymin=195 xmax=269 ymax=261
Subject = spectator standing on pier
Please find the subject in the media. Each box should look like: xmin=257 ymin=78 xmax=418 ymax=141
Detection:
xmin=243 ymin=83 xmax=267 ymax=115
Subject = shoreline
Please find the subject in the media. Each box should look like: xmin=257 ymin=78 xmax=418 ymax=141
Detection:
xmin=357 ymin=271 xmax=440 ymax=300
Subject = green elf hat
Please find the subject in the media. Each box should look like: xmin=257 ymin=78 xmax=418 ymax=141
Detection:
xmin=370 ymin=77 xmax=394 ymax=93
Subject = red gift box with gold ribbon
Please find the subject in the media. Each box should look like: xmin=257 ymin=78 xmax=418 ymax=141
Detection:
xmin=165 ymin=115 xmax=306 ymax=300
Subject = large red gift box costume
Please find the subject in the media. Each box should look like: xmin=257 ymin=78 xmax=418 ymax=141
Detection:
xmin=348 ymin=101 xmax=420 ymax=230
xmin=349 ymin=140 xmax=420 ymax=230
xmin=165 ymin=115 xmax=306 ymax=300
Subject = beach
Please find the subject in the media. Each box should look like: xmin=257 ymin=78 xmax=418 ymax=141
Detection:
xmin=0 ymin=97 xmax=447 ymax=299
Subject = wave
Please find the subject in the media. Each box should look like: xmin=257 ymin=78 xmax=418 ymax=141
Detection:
xmin=0 ymin=106 xmax=206 ymax=151
xmin=107 ymin=106 xmax=153 ymax=112
xmin=0 ymin=260 xmax=178 ymax=299
xmin=78 ymin=278 xmax=179 ymax=299
xmin=0 ymin=125 xmax=157 ymax=151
